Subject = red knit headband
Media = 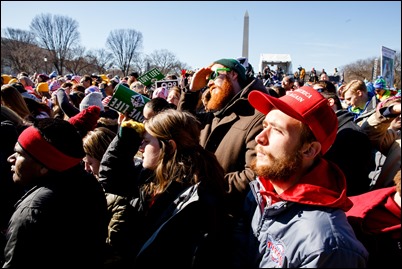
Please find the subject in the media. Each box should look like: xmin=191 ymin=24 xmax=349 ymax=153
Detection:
xmin=18 ymin=126 xmax=82 ymax=172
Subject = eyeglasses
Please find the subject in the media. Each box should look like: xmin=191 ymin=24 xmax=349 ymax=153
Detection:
xmin=208 ymin=68 xmax=231 ymax=81
xmin=315 ymin=88 xmax=325 ymax=93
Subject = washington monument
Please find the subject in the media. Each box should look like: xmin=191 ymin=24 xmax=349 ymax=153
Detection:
xmin=242 ymin=10 xmax=249 ymax=58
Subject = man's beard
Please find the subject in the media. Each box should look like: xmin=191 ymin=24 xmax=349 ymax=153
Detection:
xmin=251 ymin=144 xmax=303 ymax=182
xmin=205 ymin=77 xmax=235 ymax=111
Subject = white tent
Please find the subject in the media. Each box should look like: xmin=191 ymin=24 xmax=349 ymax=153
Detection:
xmin=259 ymin=54 xmax=292 ymax=75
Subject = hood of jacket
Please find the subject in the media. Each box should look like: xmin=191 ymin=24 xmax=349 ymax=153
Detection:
xmin=346 ymin=186 xmax=400 ymax=233
xmin=258 ymin=158 xmax=353 ymax=211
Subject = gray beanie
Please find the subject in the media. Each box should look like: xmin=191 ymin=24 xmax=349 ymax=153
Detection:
xmin=79 ymin=92 xmax=104 ymax=111
xmin=213 ymin=58 xmax=247 ymax=85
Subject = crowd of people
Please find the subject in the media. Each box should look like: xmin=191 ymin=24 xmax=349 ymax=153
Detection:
xmin=1 ymin=57 xmax=400 ymax=268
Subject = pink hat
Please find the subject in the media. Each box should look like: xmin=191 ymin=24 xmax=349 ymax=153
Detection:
xmin=49 ymin=80 xmax=61 ymax=92
xmin=152 ymin=87 xmax=168 ymax=99
xmin=248 ymin=86 xmax=338 ymax=154
xmin=84 ymin=85 xmax=100 ymax=95
xmin=71 ymin=75 xmax=81 ymax=84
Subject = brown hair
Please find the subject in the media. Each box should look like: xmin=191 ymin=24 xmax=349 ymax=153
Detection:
xmin=1 ymin=84 xmax=31 ymax=120
xmin=142 ymin=109 xmax=226 ymax=199
xmin=83 ymin=127 xmax=116 ymax=161
xmin=314 ymin=80 xmax=337 ymax=93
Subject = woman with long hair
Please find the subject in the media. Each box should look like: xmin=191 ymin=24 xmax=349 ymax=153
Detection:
xmin=99 ymin=109 xmax=228 ymax=268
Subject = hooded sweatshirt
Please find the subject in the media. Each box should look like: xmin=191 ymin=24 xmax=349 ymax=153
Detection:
xmin=238 ymin=158 xmax=368 ymax=268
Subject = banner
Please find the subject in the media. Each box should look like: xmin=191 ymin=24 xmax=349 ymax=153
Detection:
xmin=137 ymin=68 xmax=165 ymax=86
xmin=108 ymin=84 xmax=150 ymax=122
xmin=381 ymin=46 xmax=396 ymax=88
xmin=155 ymin=79 xmax=179 ymax=90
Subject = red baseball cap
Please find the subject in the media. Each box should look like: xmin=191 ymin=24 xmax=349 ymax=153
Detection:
xmin=249 ymin=86 xmax=338 ymax=154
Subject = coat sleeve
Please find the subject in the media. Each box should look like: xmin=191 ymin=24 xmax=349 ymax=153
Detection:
xmin=226 ymin=112 xmax=263 ymax=195
xmin=55 ymin=88 xmax=79 ymax=118
xmin=361 ymin=105 xmax=400 ymax=155
xmin=98 ymin=125 xmax=143 ymax=196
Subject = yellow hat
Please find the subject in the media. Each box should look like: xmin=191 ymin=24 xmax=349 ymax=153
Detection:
xmin=37 ymin=82 xmax=49 ymax=92
xmin=8 ymin=78 xmax=18 ymax=84
xmin=2 ymin=74 xmax=11 ymax=84
xmin=100 ymin=74 xmax=109 ymax=83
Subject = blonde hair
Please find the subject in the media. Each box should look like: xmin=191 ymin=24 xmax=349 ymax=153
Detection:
xmin=130 ymin=81 xmax=145 ymax=94
xmin=341 ymin=79 xmax=367 ymax=98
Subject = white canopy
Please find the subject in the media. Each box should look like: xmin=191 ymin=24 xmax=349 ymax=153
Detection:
xmin=260 ymin=54 xmax=292 ymax=63
xmin=259 ymin=54 xmax=292 ymax=75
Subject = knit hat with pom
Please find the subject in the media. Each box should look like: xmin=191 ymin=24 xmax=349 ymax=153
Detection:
xmin=69 ymin=105 xmax=101 ymax=137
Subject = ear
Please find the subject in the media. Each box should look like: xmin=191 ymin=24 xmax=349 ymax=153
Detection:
xmin=168 ymin=139 xmax=177 ymax=153
xmin=229 ymin=70 xmax=238 ymax=82
xmin=301 ymin=141 xmax=321 ymax=159
xmin=327 ymin=97 xmax=335 ymax=107
xmin=40 ymin=166 xmax=49 ymax=176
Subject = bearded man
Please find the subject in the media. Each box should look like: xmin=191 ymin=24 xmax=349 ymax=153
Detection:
xmin=231 ymin=86 xmax=369 ymax=268
xmin=177 ymin=58 xmax=269 ymax=221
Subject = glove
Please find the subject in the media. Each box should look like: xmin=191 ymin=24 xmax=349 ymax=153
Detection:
xmin=118 ymin=120 xmax=145 ymax=153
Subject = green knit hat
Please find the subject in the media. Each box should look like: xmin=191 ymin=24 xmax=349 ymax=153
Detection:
xmin=213 ymin=58 xmax=246 ymax=85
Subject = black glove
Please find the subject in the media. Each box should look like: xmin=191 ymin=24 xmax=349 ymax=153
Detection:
xmin=118 ymin=120 xmax=145 ymax=154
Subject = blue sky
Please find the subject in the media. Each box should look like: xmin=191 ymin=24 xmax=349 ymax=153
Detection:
xmin=1 ymin=1 xmax=401 ymax=74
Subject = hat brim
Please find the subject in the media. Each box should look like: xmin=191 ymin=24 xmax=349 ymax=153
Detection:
xmin=249 ymin=91 xmax=305 ymax=123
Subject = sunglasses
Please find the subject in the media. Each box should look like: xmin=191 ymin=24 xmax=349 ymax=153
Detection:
xmin=208 ymin=68 xmax=231 ymax=81
xmin=315 ymin=88 xmax=325 ymax=93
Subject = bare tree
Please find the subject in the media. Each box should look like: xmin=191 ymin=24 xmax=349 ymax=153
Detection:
xmin=145 ymin=49 xmax=190 ymax=76
xmin=1 ymin=28 xmax=43 ymax=74
xmin=341 ymin=52 xmax=401 ymax=89
xmin=106 ymin=29 xmax=143 ymax=76
xmin=30 ymin=13 xmax=80 ymax=75
xmin=64 ymin=46 xmax=93 ymax=75
xmin=342 ymin=57 xmax=375 ymax=82
xmin=131 ymin=54 xmax=148 ymax=75
xmin=87 ymin=48 xmax=114 ymax=74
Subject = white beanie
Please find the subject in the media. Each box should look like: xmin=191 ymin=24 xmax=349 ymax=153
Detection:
xmin=79 ymin=92 xmax=104 ymax=111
